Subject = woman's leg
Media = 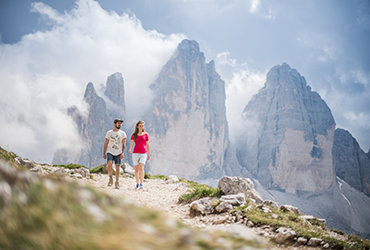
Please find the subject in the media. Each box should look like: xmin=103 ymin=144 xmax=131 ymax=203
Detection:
xmin=134 ymin=165 xmax=140 ymax=184
xmin=138 ymin=163 xmax=145 ymax=184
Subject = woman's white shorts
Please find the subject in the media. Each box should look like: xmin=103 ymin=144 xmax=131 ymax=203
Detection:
xmin=132 ymin=153 xmax=147 ymax=166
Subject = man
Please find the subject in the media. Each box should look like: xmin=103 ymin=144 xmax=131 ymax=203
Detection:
xmin=103 ymin=118 xmax=127 ymax=189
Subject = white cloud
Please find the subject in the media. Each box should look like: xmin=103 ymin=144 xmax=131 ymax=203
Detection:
xmin=250 ymin=0 xmax=260 ymax=13
xmin=296 ymin=32 xmax=338 ymax=62
xmin=0 ymin=0 xmax=185 ymax=162
xmin=343 ymin=112 xmax=370 ymax=130
xmin=216 ymin=51 xmax=266 ymax=141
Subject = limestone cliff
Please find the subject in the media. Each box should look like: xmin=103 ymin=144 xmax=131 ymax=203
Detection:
xmin=237 ymin=63 xmax=336 ymax=193
xmin=104 ymin=72 xmax=126 ymax=123
xmin=53 ymin=73 xmax=125 ymax=168
xmin=145 ymin=39 xmax=242 ymax=180
xmin=333 ymin=128 xmax=370 ymax=196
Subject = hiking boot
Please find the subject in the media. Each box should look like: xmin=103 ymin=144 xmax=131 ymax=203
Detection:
xmin=107 ymin=177 xmax=113 ymax=186
xmin=115 ymin=181 xmax=120 ymax=189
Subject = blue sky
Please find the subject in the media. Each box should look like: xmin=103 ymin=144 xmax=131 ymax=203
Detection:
xmin=0 ymin=0 xmax=369 ymax=162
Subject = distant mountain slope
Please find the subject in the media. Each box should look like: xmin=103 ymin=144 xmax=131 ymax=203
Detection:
xmin=237 ymin=63 xmax=336 ymax=193
xmin=333 ymin=128 xmax=370 ymax=196
xmin=53 ymin=73 xmax=125 ymax=168
xmin=145 ymin=39 xmax=243 ymax=181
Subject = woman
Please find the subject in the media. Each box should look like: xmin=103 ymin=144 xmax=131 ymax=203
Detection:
xmin=128 ymin=121 xmax=150 ymax=190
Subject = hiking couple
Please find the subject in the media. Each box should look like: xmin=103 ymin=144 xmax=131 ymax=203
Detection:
xmin=103 ymin=119 xmax=150 ymax=190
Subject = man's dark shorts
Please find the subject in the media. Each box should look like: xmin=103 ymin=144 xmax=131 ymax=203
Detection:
xmin=107 ymin=153 xmax=121 ymax=165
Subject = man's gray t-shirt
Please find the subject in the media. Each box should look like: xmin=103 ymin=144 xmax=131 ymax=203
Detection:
xmin=105 ymin=130 xmax=127 ymax=156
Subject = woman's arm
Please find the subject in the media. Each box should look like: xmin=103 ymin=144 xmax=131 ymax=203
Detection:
xmin=146 ymin=141 xmax=150 ymax=160
xmin=128 ymin=140 xmax=134 ymax=154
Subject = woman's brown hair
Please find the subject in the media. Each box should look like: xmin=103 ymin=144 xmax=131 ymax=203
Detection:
xmin=133 ymin=121 xmax=145 ymax=139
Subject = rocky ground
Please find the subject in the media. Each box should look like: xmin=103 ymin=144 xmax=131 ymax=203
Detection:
xmin=73 ymin=172 xmax=323 ymax=250
xmin=4 ymin=154 xmax=365 ymax=249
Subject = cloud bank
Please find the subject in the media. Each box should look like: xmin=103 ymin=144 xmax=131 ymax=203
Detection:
xmin=0 ymin=0 xmax=185 ymax=162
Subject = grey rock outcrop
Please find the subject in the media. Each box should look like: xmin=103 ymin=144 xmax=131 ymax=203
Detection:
xmin=190 ymin=197 xmax=215 ymax=216
xmin=53 ymin=73 xmax=126 ymax=168
xmin=205 ymin=225 xmax=270 ymax=250
xmin=219 ymin=193 xmax=246 ymax=206
xmin=14 ymin=157 xmax=34 ymax=169
xmin=275 ymin=227 xmax=297 ymax=244
xmin=237 ymin=63 xmax=336 ymax=193
xmin=145 ymin=39 xmax=242 ymax=180
xmin=333 ymin=128 xmax=370 ymax=196
xmin=165 ymin=175 xmax=179 ymax=184
xmin=280 ymin=205 xmax=300 ymax=215
xmin=104 ymin=72 xmax=126 ymax=123
xmin=218 ymin=176 xmax=263 ymax=204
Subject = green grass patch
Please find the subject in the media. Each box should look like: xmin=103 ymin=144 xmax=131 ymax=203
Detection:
xmin=53 ymin=163 xmax=87 ymax=169
xmin=90 ymin=164 xmax=103 ymax=173
xmin=144 ymin=173 xmax=167 ymax=180
xmin=0 ymin=146 xmax=20 ymax=169
xmin=178 ymin=178 xmax=200 ymax=189
xmin=243 ymin=205 xmax=370 ymax=250
xmin=178 ymin=186 xmax=221 ymax=204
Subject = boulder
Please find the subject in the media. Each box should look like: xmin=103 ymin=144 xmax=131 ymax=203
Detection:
xmin=215 ymin=201 xmax=233 ymax=213
xmin=122 ymin=163 xmax=135 ymax=176
xmin=307 ymin=237 xmax=322 ymax=246
xmin=234 ymin=210 xmax=244 ymax=222
xmin=263 ymin=200 xmax=279 ymax=209
xmin=220 ymin=193 xmax=246 ymax=206
xmin=29 ymin=166 xmax=46 ymax=175
xmin=258 ymin=205 xmax=272 ymax=213
xmin=299 ymin=215 xmax=326 ymax=228
xmin=204 ymin=225 xmax=270 ymax=250
xmin=280 ymin=205 xmax=300 ymax=215
xmin=275 ymin=227 xmax=297 ymax=244
xmin=165 ymin=175 xmax=179 ymax=184
xmin=15 ymin=157 xmax=34 ymax=169
xmin=218 ymin=176 xmax=263 ymax=204
xmin=51 ymin=168 xmax=68 ymax=177
xmin=190 ymin=198 xmax=215 ymax=216
xmin=73 ymin=168 xmax=90 ymax=178
xmin=73 ymin=173 xmax=83 ymax=179
xmin=297 ymin=237 xmax=308 ymax=245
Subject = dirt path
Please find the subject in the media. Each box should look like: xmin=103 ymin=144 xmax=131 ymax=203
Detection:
xmin=82 ymin=174 xmax=191 ymax=222
xmin=78 ymin=173 xmax=316 ymax=250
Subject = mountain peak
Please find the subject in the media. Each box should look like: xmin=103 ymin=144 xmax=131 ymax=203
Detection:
xmin=84 ymin=82 xmax=97 ymax=104
xmin=265 ymin=63 xmax=307 ymax=90
xmin=174 ymin=39 xmax=203 ymax=62
xmin=104 ymin=72 xmax=125 ymax=106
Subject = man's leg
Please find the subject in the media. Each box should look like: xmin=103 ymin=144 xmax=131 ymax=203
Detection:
xmin=107 ymin=160 xmax=113 ymax=186
xmin=115 ymin=163 xmax=121 ymax=189
xmin=114 ymin=156 xmax=121 ymax=189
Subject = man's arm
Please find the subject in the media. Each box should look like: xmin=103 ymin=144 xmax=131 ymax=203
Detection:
xmin=103 ymin=138 xmax=109 ymax=159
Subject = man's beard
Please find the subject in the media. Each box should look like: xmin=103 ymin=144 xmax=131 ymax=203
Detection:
xmin=115 ymin=125 xmax=121 ymax=129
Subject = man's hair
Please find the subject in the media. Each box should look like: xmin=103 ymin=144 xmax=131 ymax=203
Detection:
xmin=114 ymin=118 xmax=124 ymax=123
